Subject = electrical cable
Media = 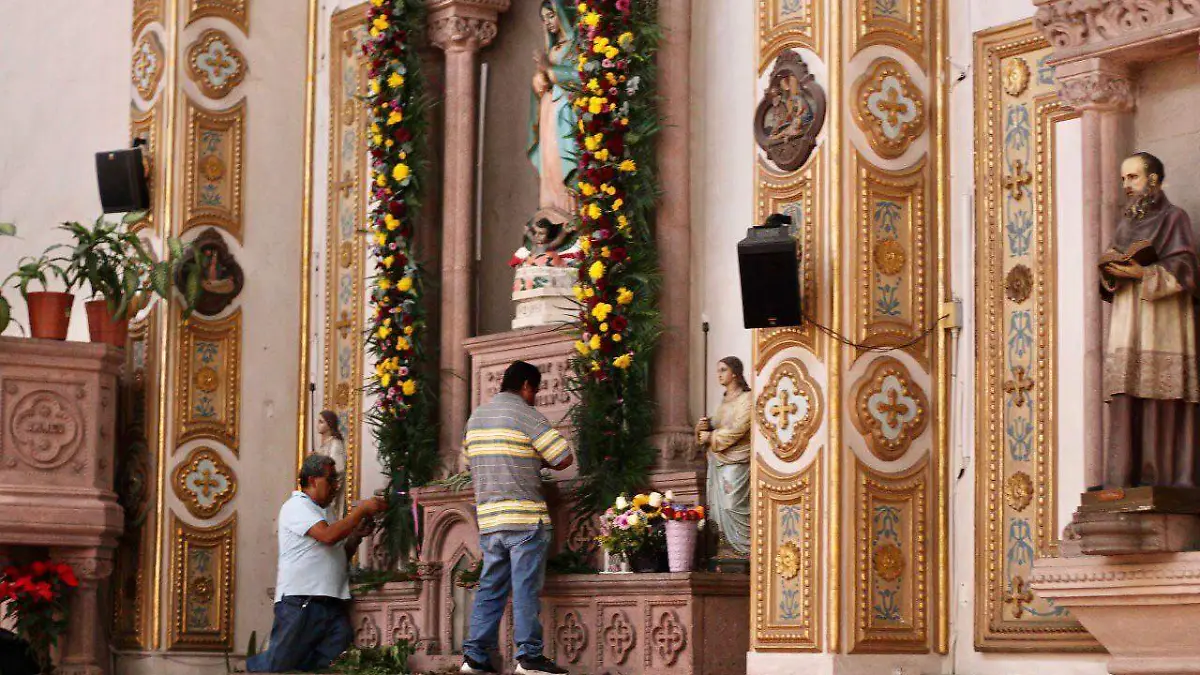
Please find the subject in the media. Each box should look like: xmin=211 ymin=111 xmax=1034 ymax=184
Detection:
xmin=800 ymin=311 xmax=949 ymax=352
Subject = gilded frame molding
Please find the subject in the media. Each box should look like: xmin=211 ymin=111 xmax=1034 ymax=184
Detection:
xmin=130 ymin=102 xmax=164 ymax=235
xmin=167 ymin=513 xmax=236 ymax=651
xmin=851 ymin=455 xmax=930 ymax=653
xmin=852 ymin=0 xmax=927 ymax=65
xmin=852 ymin=58 xmax=927 ymax=161
xmin=755 ymin=358 xmax=824 ymax=462
xmin=186 ymin=29 xmax=248 ymax=100
xmin=322 ymin=4 xmax=370 ymax=506
xmin=850 ymin=356 xmax=929 ymax=462
xmin=174 ymin=310 xmax=241 ymax=452
xmin=183 ymin=97 xmax=245 ymax=240
xmin=973 ymin=20 xmax=1095 ymax=651
xmin=759 ymin=0 xmax=825 ymax=71
xmin=752 ymin=453 xmax=824 ymax=651
xmin=171 ymin=446 xmax=237 ymax=519
xmin=186 ymin=0 xmax=249 ymax=36
xmin=133 ymin=0 xmax=164 ymax=39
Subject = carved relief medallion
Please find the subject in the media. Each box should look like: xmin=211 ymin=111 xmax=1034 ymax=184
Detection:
xmin=755 ymin=358 xmax=823 ymax=462
xmin=132 ymin=31 xmax=165 ymax=100
xmin=390 ymin=610 xmax=418 ymax=645
xmin=854 ymin=57 xmax=925 ymax=159
xmin=555 ymin=611 xmax=587 ymax=664
xmin=172 ymin=446 xmax=236 ymax=518
xmin=1005 ymin=264 xmax=1033 ymax=303
xmin=174 ymin=228 xmax=244 ymax=316
xmin=186 ymin=30 xmax=247 ymax=99
xmin=602 ymin=610 xmax=635 ymax=665
xmin=755 ymin=49 xmax=827 ymax=172
xmin=850 ymin=357 xmax=928 ymax=461
xmin=775 ymin=540 xmax=801 ymax=580
xmin=1005 ymin=472 xmax=1034 ymax=512
xmin=650 ymin=610 xmax=687 ymax=666
xmin=1004 ymin=57 xmax=1031 ymax=97
xmin=9 ymin=391 xmax=84 ymax=470
xmin=355 ymin=615 xmax=381 ymax=648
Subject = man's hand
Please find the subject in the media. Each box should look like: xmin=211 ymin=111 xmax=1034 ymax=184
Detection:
xmin=307 ymin=497 xmax=387 ymax=545
xmin=698 ymin=431 xmax=712 ymax=446
xmin=355 ymin=496 xmax=388 ymax=517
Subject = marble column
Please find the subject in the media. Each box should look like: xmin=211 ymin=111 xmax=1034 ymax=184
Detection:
xmin=427 ymin=0 xmax=510 ymax=467
xmin=51 ymin=547 xmax=115 ymax=675
xmin=651 ymin=0 xmax=697 ymax=469
xmin=1055 ymin=58 xmax=1135 ymax=490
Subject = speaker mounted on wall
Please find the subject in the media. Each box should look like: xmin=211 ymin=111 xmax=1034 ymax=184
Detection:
xmin=95 ymin=142 xmax=150 ymax=214
xmin=737 ymin=214 xmax=802 ymax=329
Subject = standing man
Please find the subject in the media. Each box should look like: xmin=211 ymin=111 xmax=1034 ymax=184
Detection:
xmin=247 ymin=454 xmax=386 ymax=672
xmin=460 ymin=361 xmax=574 ymax=675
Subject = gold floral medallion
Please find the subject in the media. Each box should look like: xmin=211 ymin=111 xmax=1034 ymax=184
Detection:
xmin=1003 ymin=57 xmax=1031 ymax=98
xmin=1005 ymin=264 xmax=1033 ymax=304
xmin=775 ymin=540 xmax=801 ymax=581
xmin=873 ymin=239 xmax=907 ymax=276
xmin=190 ymin=575 xmax=214 ymax=603
xmin=1005 ymin=472 xmax=1034 ymax=513
xmin=202 ymin=155 xmax=226 ymax=181
xmin=194 ymin=366 xmax=219 ymax=393
xmin=872 ymin=543 xmax=904 ymax=582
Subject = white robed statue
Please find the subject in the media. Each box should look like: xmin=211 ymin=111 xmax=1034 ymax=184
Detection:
xmin=696 ymin=357 xmax=752 ymax=556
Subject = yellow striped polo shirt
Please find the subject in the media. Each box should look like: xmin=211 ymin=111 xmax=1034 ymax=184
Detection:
xmin=464 ymin=392 xmax=572 ymax=533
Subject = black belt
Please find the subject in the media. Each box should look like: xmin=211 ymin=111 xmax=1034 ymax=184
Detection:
xmin=283 ymin=595 xmax=345 ymax=608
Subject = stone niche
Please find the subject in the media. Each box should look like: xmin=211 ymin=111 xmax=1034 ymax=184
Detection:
xmin=0 ymin=337 xmax=124 ymax=675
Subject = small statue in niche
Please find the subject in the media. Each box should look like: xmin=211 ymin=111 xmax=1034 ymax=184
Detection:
xmin=508 ymin=214 xmax=582 ymax=291
xmin=696 ymin=356 xmax=753 ymax=558
xmin=754 ymin=49 xmax=827 ymax=172
xmin=1099 ymin=152 xmax=1200 ymax=489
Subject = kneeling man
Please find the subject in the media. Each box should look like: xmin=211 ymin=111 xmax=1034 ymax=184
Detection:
xmin=247 ymin=454 xmax=386 ymax=672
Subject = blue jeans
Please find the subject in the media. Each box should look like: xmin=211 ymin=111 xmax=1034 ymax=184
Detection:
xmin=463 ymin=524 xmax=552 ymax=664
xmin=245 ymin=596 xmax=352 ymax=672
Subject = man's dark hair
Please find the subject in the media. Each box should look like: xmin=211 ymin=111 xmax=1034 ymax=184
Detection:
xmin=532 ymin=218 xmax=562 ymax=239
xmin=501 ymin=360 xmax=541 ymax=394
xmin=1134 ymin=151 xmax=1166 ymax=184
xmin=298 ymin=453 xmax=336 ymax=489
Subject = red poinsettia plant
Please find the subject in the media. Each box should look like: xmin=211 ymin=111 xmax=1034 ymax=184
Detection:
xmin=0 ymin=561 xmax=78 ymax=671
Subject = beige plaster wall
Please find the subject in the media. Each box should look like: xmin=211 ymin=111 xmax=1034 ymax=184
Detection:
xmin=477 ymin=1 xmax=543 ymax=336
xmin=1133 ymin=53 xmax=1200 ymax=224
xmin=0 ymin=0 xmax=132 ymax=340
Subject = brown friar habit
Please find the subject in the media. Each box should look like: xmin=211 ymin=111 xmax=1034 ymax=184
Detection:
xmin=1102 ymin=191 xmax=1200 ymax=488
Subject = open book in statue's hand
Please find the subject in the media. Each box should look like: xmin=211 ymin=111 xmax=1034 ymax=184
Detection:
xmin=1100 ymin=239 xmax=1157 ymax=267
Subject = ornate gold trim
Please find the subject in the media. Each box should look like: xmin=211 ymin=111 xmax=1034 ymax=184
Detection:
xmin=755 ymin=358 xmax=824 ymax=462
xmin=850 ymin=356 xmax=929 ymax=461
xmin=183 ymin=97 xmax=245 ymax=240
xmin=853 ymin=57 xmax=926 ymax=161
xmin=174 ymin=310 xmax=241 ymax=451
xmin=752 ymin=453 xmax=823 ymax=651
xmin=321 ymin=5 xmax=369 ymax=507
xmin=852 ymin=153 xmax=929 ymax=365
xmin=133 ymin=0 xmax=164 ymax=40
xmin=186 ymin=29 xmax=248 ymax=99
xmin=296 ymin=0 xmax=321 ymax=470
xmin=759 ymin=0 xmax=823 ymax=65
xmin=130 ymin=102 xmax=163 ymax=235
xmin=132 ymin=29 xmax=166 ymax=102
xmin=851 ymin=455 xmax=930 ymax=653
xmin=852 ymin=0 xmax=927 ymax=65
xmin=974 ymin=20 xmax=1095 ymax=651
xmin=185 ymin=0 xmax=248 ymax=36
xmin=167 ymin=513 xmax=236 ymax=650
xmin=172 ymin=446 xmax=237 ymax=519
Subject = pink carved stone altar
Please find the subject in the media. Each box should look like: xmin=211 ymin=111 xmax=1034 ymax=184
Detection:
xmin=0 ymin=337 xmax=124 ymax=675
xmin=350 ymin=328 xmax=749 ymax=674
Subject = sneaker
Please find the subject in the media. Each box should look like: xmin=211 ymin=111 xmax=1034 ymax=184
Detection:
xmin=460 ymin=655 xmax=498 ymax=674
xmin=515 ymin=654 xmax=569 ymax=675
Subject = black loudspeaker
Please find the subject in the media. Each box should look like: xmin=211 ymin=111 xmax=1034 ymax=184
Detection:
xmin=737 ymin=214 xmax=802 ymax=328
xmin=95 ymin=146 xmax=150 ymax=213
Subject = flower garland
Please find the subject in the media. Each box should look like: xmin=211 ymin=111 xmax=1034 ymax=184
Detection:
xmin=364 ymin=0 xmax=438 ymax=563
xmin=569 ymin=0 xmax=662 ymax=514
xmin=1 ymin=561 xmax=78 ymax=671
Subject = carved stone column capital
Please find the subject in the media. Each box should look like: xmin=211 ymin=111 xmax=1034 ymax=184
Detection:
xmin=51 ymin=547 xmax=116 ymax=582
xmin=1033 ymin=0 xmax=1199 ymax=52
xmin=1055 ymin=59 xmax=1135 ymax=112
xmin=427 ymin=0 xmax=510 ymax=52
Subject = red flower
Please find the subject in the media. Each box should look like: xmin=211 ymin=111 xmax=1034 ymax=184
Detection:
xmin=32 ymin=581 xmax=53 ymax=602
xmin=610 ymin=315 xmax=628 ymax=333
xmin=609 ymin=247 xmax=628 ymax=263
xmin=393 ymin=127 xmax=413 ymax=144
xmin=31 ymin=561 xmax=46 ymax=577
xmin=0 ymin=582 xmax=12 ymax=600
xmin=661 ymin=506 xmax=675 ymax=520
xmin=59 ymin=566 xmax=78 ymax=588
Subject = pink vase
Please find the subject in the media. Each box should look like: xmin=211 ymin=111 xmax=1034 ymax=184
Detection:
xmin=665 ymin=520 xmax=698 ymax=572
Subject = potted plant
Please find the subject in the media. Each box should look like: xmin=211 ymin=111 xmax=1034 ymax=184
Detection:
xmin=56 ymin=214 xmax=190 ymax=347
xmin=4 ymin=254 xmax=71 ymax=341
xmin=0 ymin=222 xmax=13 ymax=334
xmin=597 ymin=492 xmax=669 ymax=573
xmin=0 ymin=560 xmax=79 ymax=673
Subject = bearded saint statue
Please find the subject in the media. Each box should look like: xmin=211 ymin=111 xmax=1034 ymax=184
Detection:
xmin=1100 ymin=152 xmax=1200 ymax=489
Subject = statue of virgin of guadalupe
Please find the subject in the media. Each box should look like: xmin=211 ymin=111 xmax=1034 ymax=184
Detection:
xmin=529 ymin=0 xmax=578 ymax=220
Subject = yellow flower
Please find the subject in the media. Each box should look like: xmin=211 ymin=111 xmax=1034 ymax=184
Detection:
xmin=402 ymin=379 xmax=417 ymax=396
xmin=590 ymin=360 xmax=601 ymax=372
xmin=370 ymin=122 xmax=381 ymax=134
xmin=372 ymin=15 xmax=389 ymax=31
xmin=371 ymin=0 xmax=384 ymax=5
xmin=588 ymin=97 xmax=606 ymax=114
xmin=395 ymin=336 xmax=410 ymax=351
xmin=587 ymin=78 xmax=600 ymax=93
xmin=601 ymin=246 xmax=611 ymax=258
xmin=593 ymin=37 xmax=610 ymax=52
xmin=583 ymin=12 xmax=601 ymax=27
xmin=618 ymin=32 xmax=634 ymax=47
xmin=369 ymin=78 xmax=382 ymax=95
xmin=620 ymin=117 xmax=630 ymax=126
xmin=375 ymin=231 xmax=387 ymax=246
xmin=387 ymin=109 xmax=403 ymax=126
xmin=599 ymin=322 xmax=609 ymax=332
xmin=379 ymin=279 xmax=392 ymax=292
xmin=369 ymin=27 xmax=380 ymax=38
xmin=612 ymin=333 xmax=623 ymax=342
xmin=584 ymin=287 xmax=595 ymax=298
xmin=388 ymin=72 xmax=405 ymax=88
xmin=573 ymin=284 xmax=585 ymax=301
xmin=575 ymin=340 xmax=590 ymax=356
xmin=384 ymin=214 xmax=400 ymax=231
xmin=375 ymin=173 xmax=387 ymax=187
xmin=619 ymin=159 xmax=637 ymax=172
xmin=579 ymin=237 xmax=591 ymax=252
xmin=613 ymin=198 xmax=624 ymax=210
xmin=385 ymin=139 xmax=394 ymax=148
xmin=595 ymin=148 xmax=610 ymax=162
xmin=606 ymin=72 xmax=618 ymax=85
xmin=397 ymin=277 xmax=413 ymax=292
xmin=617 ymin=287 xmax=634 ymax=305
xmin=613 ymin=353 xmax=633 ymax=369
xmin=380 ymin=373 xmax=391 ymax=387
xmin=372 ymin=134 xmax=384 ymax=146
xmin=589 ymin=261 xmax=605 ymax=281
xmin=377 ymin=325 xmax=392 ymax=339
xmin=589 ymin=335 xmax=602 ymax=350
xmin=587 ymin=203 xmax=602 ymax=220
xmin=579 ymin=183 xmax=597 ymax=197
xmin=592 ymin=302 xmax=613 ymax=321
xmin=383 ymin=255 xmax=395 ymax=268
xmin=617 ymin=215 xmax=629 ymax=229
xmin=393 ymin=163 xmax=410 ymax=182
xmin=584 ymin=133 xmax=603 ymax=151
xmin=404 ymin=325 xmax=414 ymax=335
xmin=604 ymin=46 xmax=619 ymax=59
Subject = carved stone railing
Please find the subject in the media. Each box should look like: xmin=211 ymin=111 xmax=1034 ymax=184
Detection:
xmin=0 ymin=337 xmax=124 ymax=675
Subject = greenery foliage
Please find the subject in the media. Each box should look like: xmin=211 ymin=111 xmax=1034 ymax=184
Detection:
xmin=332 ymin=642 xmax=413 ymax=675
xmin=363 ymin=0 xmax=440 ymax=564
xmin=568 ymin=0 xmax=664 ymax=515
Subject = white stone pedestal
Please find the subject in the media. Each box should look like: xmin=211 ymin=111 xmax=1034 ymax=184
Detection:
xmin=1031 ymin=552 xmax=1200 ymax=674
xmin=511 ymin=266 xmax=577 ymax=330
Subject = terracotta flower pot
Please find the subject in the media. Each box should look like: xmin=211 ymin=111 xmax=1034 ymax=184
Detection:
xmin=85 ymin=299 xmax=129 ymax=348
xmin=25 ymin=291 xmax=74 ymax=340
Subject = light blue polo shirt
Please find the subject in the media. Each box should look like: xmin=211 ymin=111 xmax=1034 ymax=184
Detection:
xmin=273 ymin=491 xmax=351 ymax=602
